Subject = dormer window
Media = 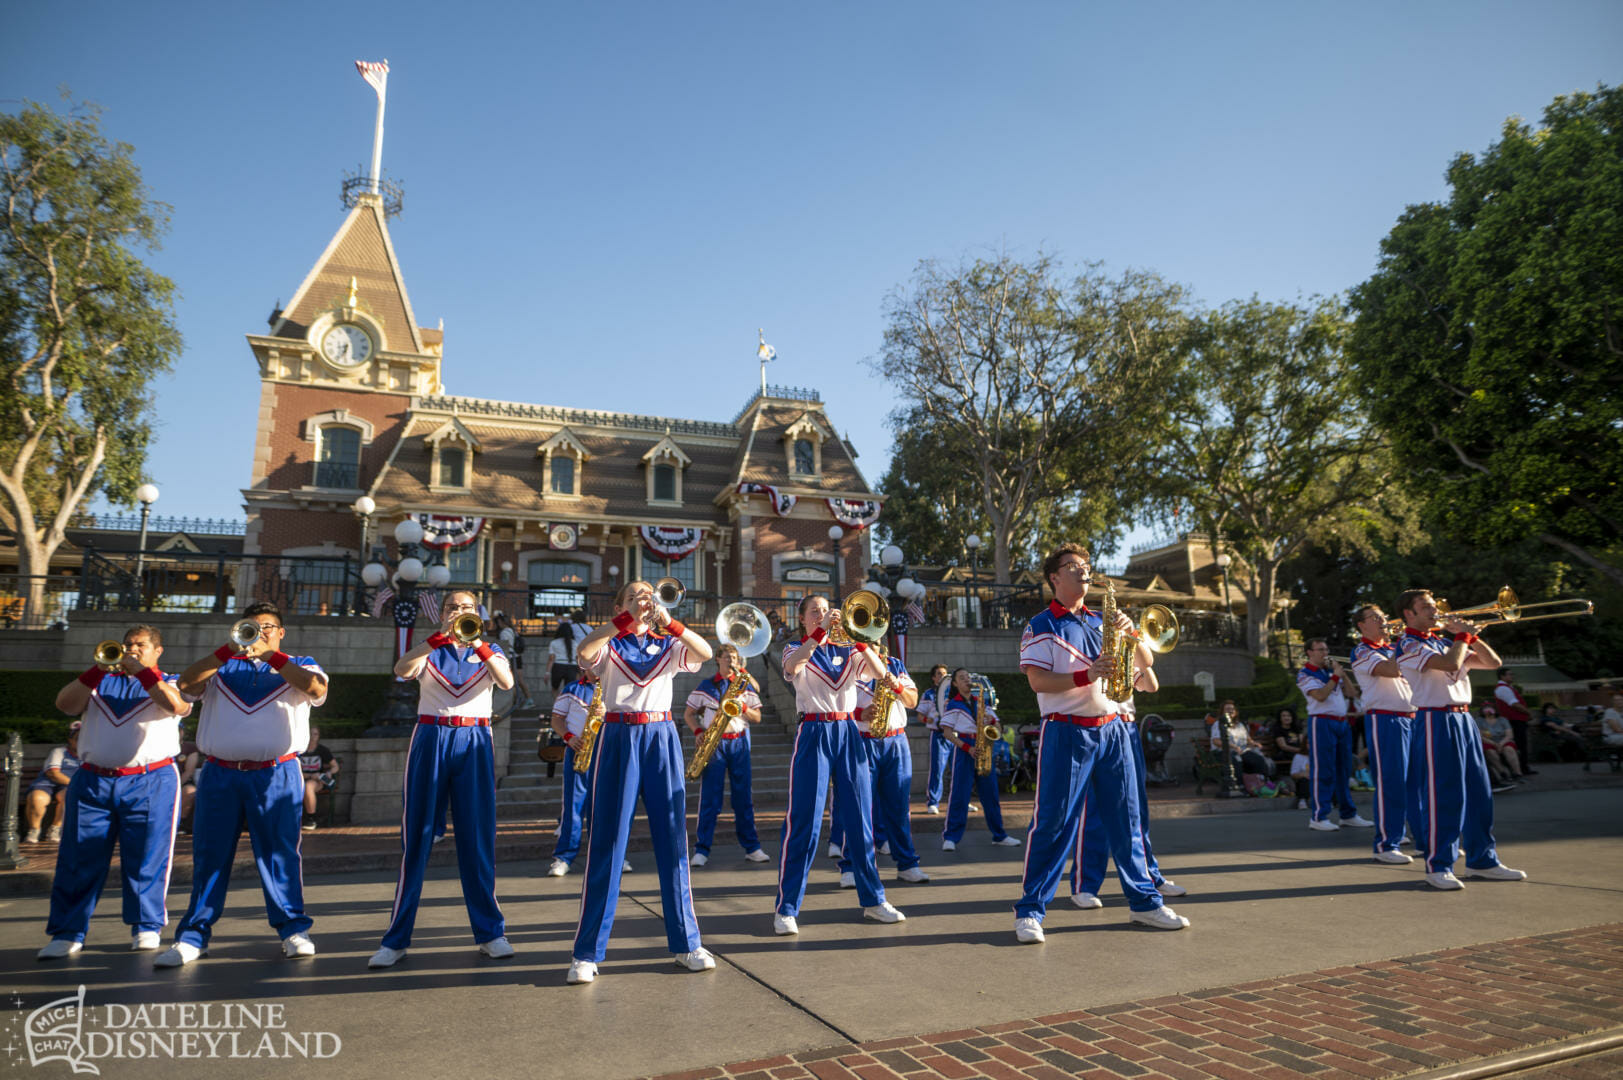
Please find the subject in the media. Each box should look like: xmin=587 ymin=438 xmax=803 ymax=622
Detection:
xmin=642 ymin=435 xmax=691 ymax=506
xmin=783 ymin=413 xmax=830 ymax=480
xmin=538 ymin=427 xmax=590 ymax=501
xmin=793 ymin=439 xmax=815 ymax=476
xmin=424 ymin=417 xmax=481 ymax=493
xmin=653 ymin=463 xmax=676 ymax=501
xmin=550 ymin=455 xmax=575 ymax=495
xmin=438 ymin=446 xmax=466 ymax=488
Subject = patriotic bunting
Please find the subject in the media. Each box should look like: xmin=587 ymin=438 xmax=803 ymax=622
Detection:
xmin=416 ymin=514 xmax=484 ymax=549
xmin=826 ymin=498 xmax=881 ymax=531
xmin=736 ymin=482 xmax=797 ymax=516
xmin=639 ymin=525 xmax=704 ymax=561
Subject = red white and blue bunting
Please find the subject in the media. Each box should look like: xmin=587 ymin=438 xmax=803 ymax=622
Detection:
xmin=826 ymin=498 xmax=881 ymax=531
xmin=416 ymin=514 xmax=485 ymax=549
xmin=639 ymin=525 xmax=704 ymax=561
xmin=736 ymin=482 xmax=797 ymax=517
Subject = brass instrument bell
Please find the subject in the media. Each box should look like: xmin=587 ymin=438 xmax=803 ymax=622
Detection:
xmin=94 ymin=640 xmax=125 ymax=671
xmin=451 ymin=612 xmax=484 ymax=644
xmin=230 ymin=618 xmax=262 ymax=649
xmin=715 ymin=602 xmax=772 ymax=658
xmin=653 ymin=576 xmax=686 ymax=610
xmin=830 ymin=589 xmax=889 ymax=646
xmin=1137 ymin=604 xmax=1180 ymax=654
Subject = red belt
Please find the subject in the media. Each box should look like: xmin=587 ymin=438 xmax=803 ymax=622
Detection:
xmin=863 ymin=728 xmax=906 ymax=739
xmin=417 ymin=714 xmax=490 ymax=727
xmin=1367 ymin=710 xmax=1416 ymax=718
xmin=1046 ymin=713 xmax=1122 ymax=727
xmin=1310 ymin=713 xmax=1352 ymax=723
xmin=800 ymin=712 xmax=854 ymax=722
xmin=604 ymin=711 xmax=671 ymax=724
xmin=82 ymin=757 xmax=174 ymax=778
xmin=1419 ymin=705 xmax=1471 ymax=714
xmin=206 ymin=752 xmax=297 ymax=771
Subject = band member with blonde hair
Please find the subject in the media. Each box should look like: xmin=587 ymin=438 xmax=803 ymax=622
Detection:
xmin=685 ymin=642 xmax=769 ymax=866
xmin=369 ymin=590 xmax=514 ymax=968
xmin=773 ymin=593 xmax=905 ymax=936
xmin=1351 ymin=604 xmax=1417 ymax=863
xmin=38 ymin=625 xmax=190 ymax=959
xmin=567 ymin=578 xmax=715 ymax=984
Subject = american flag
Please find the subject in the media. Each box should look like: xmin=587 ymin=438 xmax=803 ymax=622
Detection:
xmin=906 ymin=598 xmax=925 ymax=626
xmin=371 ymin=586 xmax=394 ymax=619
xmin=418 ymin=590 xmax=441 ymax=625
xmin=355 ymin=60 xmax=389 ymax=99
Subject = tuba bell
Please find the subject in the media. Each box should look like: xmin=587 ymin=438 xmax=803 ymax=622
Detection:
xmin=829 ymin=589 xmax=889 ymax=647
xmin=94 ymin=640 xmax=125 ymax=671
xmin=715 ymin=602 xmax=772 ymax=659
xmin=451 ymin=612 xmax=484 ymax=644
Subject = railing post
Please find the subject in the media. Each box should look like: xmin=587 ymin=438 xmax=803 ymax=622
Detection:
xmin=78 ymin=543 xmax=94 ymax=612
xmin=339 ymin=554 xmax=352 ymax=617
xmin=214 ymin=554 xmax=228 ymax=613
xmin=0 ymin=732 xmax=27 ymax=870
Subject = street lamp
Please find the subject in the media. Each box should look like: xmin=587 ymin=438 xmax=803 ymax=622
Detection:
xmin=361 ymin=516 xmax=449 ymax=735
xmin=1216 ymin=552 xmax=1233 ymax=615
xmin=829 ymin=525 xmax=844 ymax=594
xmin=965 ymin=533 xmax=981 ymax=629
xmin=134 ymin=483 xmax=159 ymax=591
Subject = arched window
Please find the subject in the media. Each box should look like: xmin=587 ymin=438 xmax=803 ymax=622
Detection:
xmin=315 ymin=426 xmax=361 ymax=489
xmin=793 ymin=439 xmax=815 ymax=476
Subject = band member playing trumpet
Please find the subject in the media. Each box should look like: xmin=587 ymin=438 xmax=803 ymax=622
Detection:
xmin=1351 ymin=605 xmax=1417 ymax=863
xmin=774 ymin=594 xmax=904 ymax=935
xmin=370 ymin=590 xmax=514 ymax=968
xmin=843 ymin=652 xmax=927 ymax=884
xmin=547 ymin=667 xmax=596 ymax=877
xmin=568 ymin=579 xmax=715 ymax=984
xmin=1299 ymin=639 xmax=1374 ymax=832
xmin=938 ymin=668 xmax=1020 ymax=850
xmin=1015 ymin=544 xmax=1186 ymax=941
xmin=920 ymin=663 xmax=951 ymax=814
xmin=1395 ymin=590 xmax=1525 ymax=889
xmin=158 ymin=602 xmax=327 ymax=968
xmin=38 ymin=626 xmax=190 ymax=959
xmin=684 ymin=643 xmax=770 ymax=866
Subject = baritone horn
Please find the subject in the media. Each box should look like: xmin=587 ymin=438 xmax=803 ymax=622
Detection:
xmin=715 ymin=602 xmax=772 ymax=659
xmin=1137 ymin=603 xmax=1180 ymax=654
xmin=451 ymin=612 xmax=484 ymax=644
xmin=94 ymin=640 xmax=125 ymax=670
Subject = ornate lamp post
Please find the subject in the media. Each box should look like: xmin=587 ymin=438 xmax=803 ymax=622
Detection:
xmin=964 ymin=533 xmax=982 ymax=629
xmin=828 ymin=525 xmax=844 ymax=595
xmin=362 ymin=517 xmax=448 ymax=735
xmin=1216 ymin=552 xmax=1233 ymax=615
xmin=134 ymin=483 xmax=160 ymax=591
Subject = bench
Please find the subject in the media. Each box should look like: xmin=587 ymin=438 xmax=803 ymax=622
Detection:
xmin=1191 ymin=738 xmax=1228 ymax=796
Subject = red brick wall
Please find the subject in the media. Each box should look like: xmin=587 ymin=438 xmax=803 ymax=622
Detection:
xmin=260 ymin=383 xmax=412 ymax=494
xmin=748 ymin=517 xmax=866 ymax=598
xmin=256 ymin=507 xmax=366 ymax=556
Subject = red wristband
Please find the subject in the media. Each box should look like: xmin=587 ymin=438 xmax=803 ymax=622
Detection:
xmin=214 ymin=644 xmax=237 ymax=663
xmin=136 ymin=667 xmax=163 ymax=690
xmin=79 ymin=666 xmax=106 ymax=689
xmin=853 ymin=641 xmax=869 ymax=653
xmin=1451 ymin=632 xmax=1476 ymax=645
xmin=1330 ymin=674 xmax=1340 ymax=684
xmin=265 ymin=651 xmax=290 ymax=671
xmin=474 ymin=643 xmax=496 ymax=662
xmin=613 ymin=611 xmax=636 ymax=633
xmin=1073 ymin=670 xmax=1093 ymax=687
xmin=426 ymin=632 xmax=452 ymax=649
xmin=664 ymin=619 xmax=688 ymax=639
xmin=810 ymin=627 xmax=827 ymax=643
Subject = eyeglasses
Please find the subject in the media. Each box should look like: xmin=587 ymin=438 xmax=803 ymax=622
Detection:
xmin=448 ymin=603 xmax=478 ymax=613
xmin=1056 ymin=562 xmax=1093 ymax=578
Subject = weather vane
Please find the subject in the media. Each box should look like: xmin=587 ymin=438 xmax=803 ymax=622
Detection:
xmin=756 ymin=328 xmax=776 ymax=396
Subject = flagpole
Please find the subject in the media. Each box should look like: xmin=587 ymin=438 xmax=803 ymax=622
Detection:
xmin=369 ymin=61 xmax=388 ymax=194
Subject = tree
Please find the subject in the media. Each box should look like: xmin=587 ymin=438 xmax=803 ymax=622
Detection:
xmin=1151 ymin=298 xmax=1415 ymax=656
xmin=0 ymin=98 xmax=181 ymax=624
xmin=1346 ymin=84 xmax=1623 ymax=589
xmin=874 ymin=254 xmax=1188 ymax=583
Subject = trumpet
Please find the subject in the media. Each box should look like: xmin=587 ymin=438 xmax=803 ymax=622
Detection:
xmin=94 ymin=640 xmax=125 ymax=671
xmin=230 ymin=618 xmax=262 ymax=649
xmin=1386 ymin=586 xmax=1594 ymax=636
xmin=450 ymin=612 xmax=484 ymax=644
xmin=827 ymin=589 xmax=889 ymax=647
xmin=652 ymin=577 xmax=685 ymax=610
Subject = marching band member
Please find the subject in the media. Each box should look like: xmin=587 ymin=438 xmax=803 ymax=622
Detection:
xmin=920 ymin=663 xmax=951 ymax=814
xmin=547 ymin=667 xmax=596 ymax=876
xmin=937 ymin=668 xmax=1020 ymax=850
xmin=1299 ymin=639 xmax=1373 ymax=832
xmin=839 ymin=651 xmax=928 ymax=885
xmin=1350 ymin=605 xmax=1417 ymax=863
xmin=1014 ymin=544 xmax=1186 ymax=941
xmin=685 ymin=643 xmax=771 ymax=866
xmin=158 ymin=602 xmax=327 ymax=968
xmin=1395 ymin=589 xmax=1525 ymax=889
xmin=567 ymin=579 xmax=715 ymax=984
xmin=369 ymin=590 xmax=514 ymax=969
xmin=38 ymin=626 xmax=189 ymax=959
xmin=774 ymin=595 xmax=905 ymax=935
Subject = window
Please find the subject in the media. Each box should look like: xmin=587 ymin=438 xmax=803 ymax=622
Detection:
xmin=528 ymin=560 xmax=592 ymax=587
xmin=653 ymin=463 xmax=676 ymax=502
xmin=550 ymin=455 xmax=575 ymax=495
xmin=444 ymin=544 xmax=479 ymax=582
xmin=527 ymin=559 xmax=591 ymax=617
xmin=794 ymin=439 xmax=815 ymax=475
xmin=316 ymin=427 xmax=361 ymax=488
xmin=439 ymin=447 xmax=466 ymax=488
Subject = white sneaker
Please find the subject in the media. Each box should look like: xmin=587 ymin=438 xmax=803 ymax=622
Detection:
xmin=673 ymin=947 xmax=716 ymax=971
xmin=878 ymin=841 xmax=891 ymax=856
xmin=1157 ymin=880 xmax=1188 ymax=897
xmin=1130 ymin=905 xmax=1190 ymax=930
xmin=283 ymin=933 xmax=316 ymax=958
xmin=992 ymin=836 xmax=1022 ymax=847
xmin=1425 ymin=871 xmax=1465 ymax=890
xmin=968 ymin=804 xmax=980 ymax=813
xmin=1295 ymin=799 xmax=1308 ymax=810
xmin=1374 ymin=849 xmax=1413 ymax=864
xmin=154 ymin=942 xmax=203 ymax=968
xmin=23 ymin=828 xmax=39 ymax=843
xmin=863 ymin=901 xmax=905 ymax=923
xmin=744 ymin=849 xmax=770 ymax=863
xmin=37 ymin=938 xmax=82 ymax=960
xmin=46 ymin=825 xmax=61 ymax=842
xmin=1308 ymin=818 xmax=1341 ymax=831
xmin=621 ymin=860 xmax=633 ymax=873
xmin=690 ymin=852 xmax=708 ymax=867
xmin=827 ymin=843 xmax=842 ymax=859
xmin=131 ymin=930 xmax=161 ymax=951
xmin=839 ymin=872 xmax=856 ymax=889
xmin=1342 ymin=815 xmax=1375 ymax=828
xmin=546 ymin=859 xmax=570 ymax=877
xmin=1464 ymin=864 xmax=1527 ymax=881
xmin=773 ymin=914 xmax=799 ymax=936
xmin=1070 ymin=892 xmax=1103 ymax=909
xmin=897 ymin=866 xmax=930 ymax=883
xmin=479 ymin=936 xmax=515 ymax=959
xmin=369 ymin=946 xmax=407 ymax=968
xmin=926 ymin=804 xmax=941 ymax=815
xmin=1014 ymin=916 xmax=1045 ymax=944
xmin=566 ymin=959 xmax=597 ymax=984
xmin=941 ymin=839 xmax=957 ymax=851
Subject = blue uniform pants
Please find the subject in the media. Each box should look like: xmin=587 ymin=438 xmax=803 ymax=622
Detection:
xmin=943 ymin=736 xmax=1008 ymax=844
xmin=1309 ymin=715 xmax=1358 ymax=822
xmin=176 ymin=759 xmax=311 ymax=948
xmin=1017 ymin=718 xmax=1160 ymax=919
xmin=46 ymin=766 xmax=180 ymax=942
xmin=1072 ymin=723 xmax=1164 ymax=896
xmin=924 ymin=729 xmax=952 ymax=806
xmin=775 ymin=718 xmax=884 ymax=916
xmin=382 ymin=724 xmax=504 ymax=950
xmin=552 ymin=744 xmax=592 ymax=865
xmin=1411 ymin=708 xmax=1500 ymax=875
xmin=694 ymin=733 xmax=762 ymax=856
xmin=839 ymin=733 xmax=921 ymax=873
xmin=1367 ymin=711 xmax=1416 ymax=854
xmin=572 ymin=720 xmax=701 ymax=962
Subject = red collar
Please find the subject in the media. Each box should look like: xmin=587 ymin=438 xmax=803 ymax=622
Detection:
xmin=1404 ymin=626 xmax=1436 ymax=639
xmin=1303 ymin=663 xmax=1323 ymax=673
xmin=1048 ymin=600 xmax=1095 ymax=618
xmin=1360 ymin=637 xmax=1389 ymax=649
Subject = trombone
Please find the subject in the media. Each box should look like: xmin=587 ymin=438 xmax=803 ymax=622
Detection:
xmin=1386 ymin=586 xmax=1594 ymax=635
xmin=230 ymin=618 xmax=262 ymax=649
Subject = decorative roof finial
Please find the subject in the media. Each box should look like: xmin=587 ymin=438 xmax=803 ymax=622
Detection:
xmin=345 ymin=276 xmax=360 ymax=310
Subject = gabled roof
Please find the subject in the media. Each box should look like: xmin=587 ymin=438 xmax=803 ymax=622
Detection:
xmin=729 ymin=403 xmax=873 ymax=493
xmin=641 ymin=435 xmax=692 ymax=467
xmin=538 ymin=428 xmax=592 ymax=459
xmin=421 ymin=417 xmax=482 ymax=451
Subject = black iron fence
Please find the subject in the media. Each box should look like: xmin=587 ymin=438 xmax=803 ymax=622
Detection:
xmin=71 ymin=546 xmax=369 ymax=620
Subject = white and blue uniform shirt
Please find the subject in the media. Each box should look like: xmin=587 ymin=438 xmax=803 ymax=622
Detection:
xmin=856 ymin=657 xmax=915 ymax=733
xmin=1297 ymin=664 xmax=1348 ymax=717
xmin=1397 ymin=629 xmax=1473 ymax=709
xmin=79 ymin=671 xmax=188 ymax=768
xmin=685 ymin=675 xmax=762 ymax=734
xmin=938 ymin=691 xmax=998 ymax=737
xmin=589 ymin=631 xmax=701 ymax=713
xmin=29 ymin=745 xmax=81 ymax=791
xmin=196 ymin=655 xmax=327 ymax=761
xmin=782 ymin=638 xmax=864 ymax=714
xmin=552 ymin=679 xmax=592 ymax=738
xmin=915 ymin=686 xmax=938 ymax=729
xmin=418 ymin=641 xmax=505 ymax=718
xmin=1020 ymin=600 xmax=1117 ymax=717
xmin=1350 ymin=639 xmax=1413 ymax=714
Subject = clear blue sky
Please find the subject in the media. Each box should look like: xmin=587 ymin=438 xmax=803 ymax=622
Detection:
xmin=5 ymin=2 xmax=1619 ymax=558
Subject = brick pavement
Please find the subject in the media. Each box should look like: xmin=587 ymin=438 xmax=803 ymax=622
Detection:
xmin=640 ymin=924 xmax=1623 ymax=1080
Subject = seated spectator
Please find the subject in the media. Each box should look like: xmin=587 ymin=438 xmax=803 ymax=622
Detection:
xmin=1209 ymin=700 xmax=1278 ymax=797
xmin=299 ymin=726 xmax=340 ymax=831
xmin=1270 ymin=707 xmax=1311 ymax=806
xmin=1475 ymin=704 xmax=1522 ymax=791
xmin=1290 ymin=737 xmax=1312 ymax=811
xmin=1537 ymin=702 xmax=1588 ymax=762
xmin=24 ymin=722 xmax=80 ymax=843
xmin=1600 ymin=693 xmax=1623 ymax=748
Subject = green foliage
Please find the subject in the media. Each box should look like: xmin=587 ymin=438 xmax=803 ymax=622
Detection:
xmin=1346 ymin=84 xmax=1623 ymax=589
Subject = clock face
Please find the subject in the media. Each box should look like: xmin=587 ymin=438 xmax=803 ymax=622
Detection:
xmin=321 ymin=324 xmax=373 ymax=368
xmin=549 ymin=523 xmax=578 ymax=550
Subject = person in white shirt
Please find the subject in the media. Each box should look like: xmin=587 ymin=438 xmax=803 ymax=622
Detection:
xmin=840 ymin=652 xmax=926 ymax=884
xmin=1350 ymin=605 xmax=1417 ymax=862
xmin=37 ymin=625 xmax=190 ymax=959
xmin=684 ymin=644 xmax=769 ymax=866
xmin=919 ymin=663 xmax=951 ymax=814
xmin=937 ymin=668 xmax=1021 ymax=847
xmin=1299 ymin=639 xmax=1373 ymax=831
xmin=157 ymin=602 xmax=328 ymax=968
xmin=1601 ymin=693 xmax=1623 ymax=749
xmin=546 ymin=669 xmax=596 ymax=876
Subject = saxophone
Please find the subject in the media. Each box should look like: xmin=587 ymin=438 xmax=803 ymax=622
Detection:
xmin=686 ymin=671 xmax=749 ymax=780
xmin=1095 ymin=576 xmax=1137 ymax=702
xmin=973 ymin=678 xmax=1000 ymax=776
xmin=866 ymin=650 xmax=897 ymax=738
xmin=571 ymin=678 xmax=607 ymax=774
